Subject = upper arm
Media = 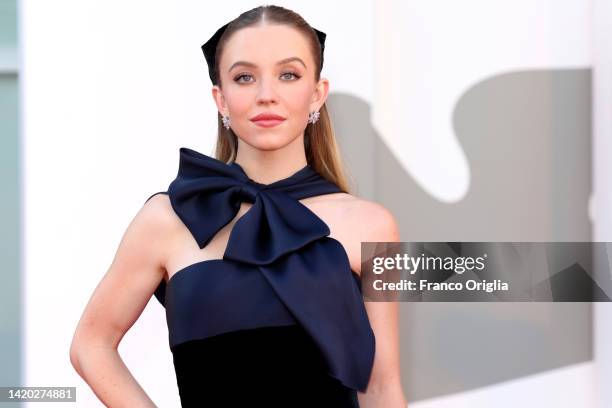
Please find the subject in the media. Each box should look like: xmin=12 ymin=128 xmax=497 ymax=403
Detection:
xmin=358 ymin=202 xmax=403 ymax=391
xmin=71 ymin=194 xmax=174 ymax=351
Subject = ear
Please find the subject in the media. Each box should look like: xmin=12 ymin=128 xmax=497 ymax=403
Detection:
xmin=310 ymin=77 xmax=329 ymax=112
xmin=211 ymin=85 xmax=228 ymax=116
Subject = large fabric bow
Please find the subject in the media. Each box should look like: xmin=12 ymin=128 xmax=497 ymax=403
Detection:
xmin=150 ymin=147 xmax=375 ymax=392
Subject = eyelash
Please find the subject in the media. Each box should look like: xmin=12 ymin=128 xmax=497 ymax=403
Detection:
xmin=234 ymin=72 xmax=301 ymax=83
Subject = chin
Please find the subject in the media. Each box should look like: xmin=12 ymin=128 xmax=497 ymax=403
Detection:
xmin=239 ymin=135 xmax=296 ymax=152
xmin=236 ymin=127 xmax=295 ymax=151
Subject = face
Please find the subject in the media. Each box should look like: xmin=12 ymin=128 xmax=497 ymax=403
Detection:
xmin=212 ymin=24 xmax=329 ymax=151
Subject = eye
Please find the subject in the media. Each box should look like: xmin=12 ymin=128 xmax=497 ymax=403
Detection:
xmin=280 ymin=72 xmax=301 ymax=80
xmin=234 ymin=73 xmax=254 ymax=83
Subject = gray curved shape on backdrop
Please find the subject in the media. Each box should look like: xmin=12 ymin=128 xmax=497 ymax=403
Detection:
xmin=326 ymin=68 xmax=592 ymax=402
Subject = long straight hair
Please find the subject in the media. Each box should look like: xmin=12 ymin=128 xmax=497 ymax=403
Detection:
xmin=211 ymin=5 xmax=352 ymax=193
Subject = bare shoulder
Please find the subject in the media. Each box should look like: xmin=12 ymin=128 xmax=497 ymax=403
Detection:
xmin=328 ymin=193 xmax=400 ymax=242
xmin=131 ymin=193 xmax=181 ymax=263
xmin=307 ymin=193 xmax=399 ymax=275
xmin=139 ymin=193 xmax=178 ymax=236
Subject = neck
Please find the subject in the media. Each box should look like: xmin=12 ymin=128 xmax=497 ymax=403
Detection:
xmin=233 ymin=135 xmax=308 ymax=185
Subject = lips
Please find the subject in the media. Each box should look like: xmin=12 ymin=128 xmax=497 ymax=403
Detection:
xmin=250 ymin=113 xmax=286 ymax=121
xmin=250 ymin=112 xmax=286 ymax=128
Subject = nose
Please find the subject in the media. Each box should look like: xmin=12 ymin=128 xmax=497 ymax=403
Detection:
xmin=255 ymin=77 xmax=278 ymax=104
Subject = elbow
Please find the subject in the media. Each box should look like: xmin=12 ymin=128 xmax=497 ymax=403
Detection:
xmin=364 ymin=371 xmax=404 ymax=396
xmin=69 ymin=340 xmax=83 ymax=377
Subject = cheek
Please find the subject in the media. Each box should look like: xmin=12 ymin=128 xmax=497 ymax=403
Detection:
xmin=224 ymin=92 xmax=251 ymax=114
xmin=285 ymin=86 xmax=314 ymax=116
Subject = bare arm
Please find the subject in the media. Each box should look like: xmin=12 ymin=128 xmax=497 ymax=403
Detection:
xmin=69 ymin=194 xmax=174 ymax=407
xmin=355 ymin=202 xmax=408 ymax=408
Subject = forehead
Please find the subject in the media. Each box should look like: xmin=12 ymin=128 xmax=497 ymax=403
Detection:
xmin=220 ymin=24 xmax=313 ymax=69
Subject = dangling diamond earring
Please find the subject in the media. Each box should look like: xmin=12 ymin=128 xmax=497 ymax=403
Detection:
xmin=308 ymin=110 xmax=320 ymax=125
xmin=222 ymin=114 xmax=231 ymax=130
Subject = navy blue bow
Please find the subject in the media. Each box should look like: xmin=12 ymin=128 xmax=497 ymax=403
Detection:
xmin=150 ymin=147 xmax=375 ymax=392
xmin=168 ymin=147 xmax=341 ymax=265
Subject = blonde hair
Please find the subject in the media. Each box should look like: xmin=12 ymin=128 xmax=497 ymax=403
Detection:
xmin=212 ymin=5 xmax=352 ymax=193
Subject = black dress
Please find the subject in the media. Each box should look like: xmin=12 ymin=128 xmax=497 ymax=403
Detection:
xmin=146 ymin=147 xmax=375 ymax=407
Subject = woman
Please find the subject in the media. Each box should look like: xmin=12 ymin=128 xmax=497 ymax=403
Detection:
xmin=70 ymin=5 xmax=406 ymax=407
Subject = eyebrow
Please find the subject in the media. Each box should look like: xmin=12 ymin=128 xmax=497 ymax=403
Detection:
xmin=228 ymin=57 xmax=307 ymax=72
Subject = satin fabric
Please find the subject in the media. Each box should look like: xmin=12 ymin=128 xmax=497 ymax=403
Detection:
xmin=147 ymin=147 xmax=375 ymax=393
